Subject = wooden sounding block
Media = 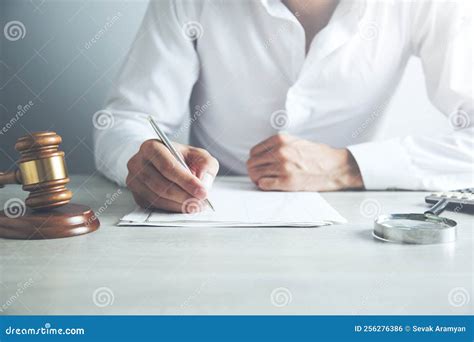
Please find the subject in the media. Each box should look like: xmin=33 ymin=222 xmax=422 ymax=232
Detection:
xmin=0 ymin=204 xmax=99 ymax=239
xmin=0 ymin=131 xmax=100 ymax=239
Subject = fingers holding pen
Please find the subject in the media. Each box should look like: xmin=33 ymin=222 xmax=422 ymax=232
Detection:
xmin=141 ymin=140 xmax=208 ymax=199
xmin=126 ymin=139 xmax=218 ymax=212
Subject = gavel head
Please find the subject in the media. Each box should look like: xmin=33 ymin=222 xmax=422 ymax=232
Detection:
xmin=15 ymin=132 xmax=72 ymax=210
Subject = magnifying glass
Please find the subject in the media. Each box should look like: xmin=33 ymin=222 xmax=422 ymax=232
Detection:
xmin=373 ymin=199 xmax=457 ymax=244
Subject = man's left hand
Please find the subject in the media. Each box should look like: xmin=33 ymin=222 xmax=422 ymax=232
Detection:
xmin=247 ymin=134 xmax=364 ymax=191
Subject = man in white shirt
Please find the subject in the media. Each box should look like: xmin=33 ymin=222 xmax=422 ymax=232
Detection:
xmin=94 ymin=0 xmax=473 ymax=213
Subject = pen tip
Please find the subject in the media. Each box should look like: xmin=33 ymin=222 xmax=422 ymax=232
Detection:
xmin=207 ymin=201 xmax=215 ymax=212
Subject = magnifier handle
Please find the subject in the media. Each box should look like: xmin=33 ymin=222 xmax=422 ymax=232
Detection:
xmin=425 ymin=199 xmax=449 ymax=216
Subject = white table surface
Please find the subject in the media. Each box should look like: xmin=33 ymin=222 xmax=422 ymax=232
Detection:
xmin=0 ymin=175 xmax=472 ymax=315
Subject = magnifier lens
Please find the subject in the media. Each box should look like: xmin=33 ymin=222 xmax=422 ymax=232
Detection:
xmin=374 ymin=214 xmax=457 ymax=244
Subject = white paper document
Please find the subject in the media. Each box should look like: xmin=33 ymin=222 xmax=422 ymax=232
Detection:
xmin=119 ymin=178 xmax=346 ymax=227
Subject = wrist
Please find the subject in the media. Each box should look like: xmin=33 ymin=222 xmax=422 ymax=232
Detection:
xmin=340 ymin=148 xmax=364 ymax=190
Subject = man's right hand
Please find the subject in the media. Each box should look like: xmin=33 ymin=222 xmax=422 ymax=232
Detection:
xmin=126 ymin=139 xmax=219 ymax=213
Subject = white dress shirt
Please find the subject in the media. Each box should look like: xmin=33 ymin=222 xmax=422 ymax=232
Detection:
xmin=94 ymin=0 xmax=473 ymax=190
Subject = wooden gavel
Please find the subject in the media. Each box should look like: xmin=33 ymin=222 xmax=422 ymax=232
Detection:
xmin=0 ymin=132 xmax=72 ymax=210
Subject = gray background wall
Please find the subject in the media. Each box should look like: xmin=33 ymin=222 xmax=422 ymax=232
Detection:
xmin=0 ymin=0 xmax=448 ymax=175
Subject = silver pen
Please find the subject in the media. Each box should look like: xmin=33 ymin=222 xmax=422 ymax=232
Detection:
xmin=148 ymin=116 xmax=215 ymax=211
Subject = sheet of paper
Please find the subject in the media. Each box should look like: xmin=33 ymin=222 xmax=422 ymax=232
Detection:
xmin=119 ymin=178 xmax=346 ymax=227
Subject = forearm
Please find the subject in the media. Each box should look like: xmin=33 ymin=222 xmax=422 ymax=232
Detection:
xmin=93 ymin=0 xmax=201 ymax=186
xmin=348 ymin=127 xmax=474 ymax=190
xmin=94 ymin=113 xmax=156 ymax=187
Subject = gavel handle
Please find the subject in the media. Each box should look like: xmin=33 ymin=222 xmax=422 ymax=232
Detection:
xmin=0 ymin=170 xmax=21 ymax=188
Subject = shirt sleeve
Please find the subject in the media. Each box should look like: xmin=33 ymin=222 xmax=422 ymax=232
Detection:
xmin=348 ymin=1 xmax=473 ymax=190
xmin=94 ymin=0 xmax=200 ymax=186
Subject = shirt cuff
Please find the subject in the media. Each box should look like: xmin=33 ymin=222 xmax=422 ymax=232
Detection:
xmin=347 ymin=138 xmax=420 ymax=190
xmin=96 ymin=138 xmax=144 ymax=187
